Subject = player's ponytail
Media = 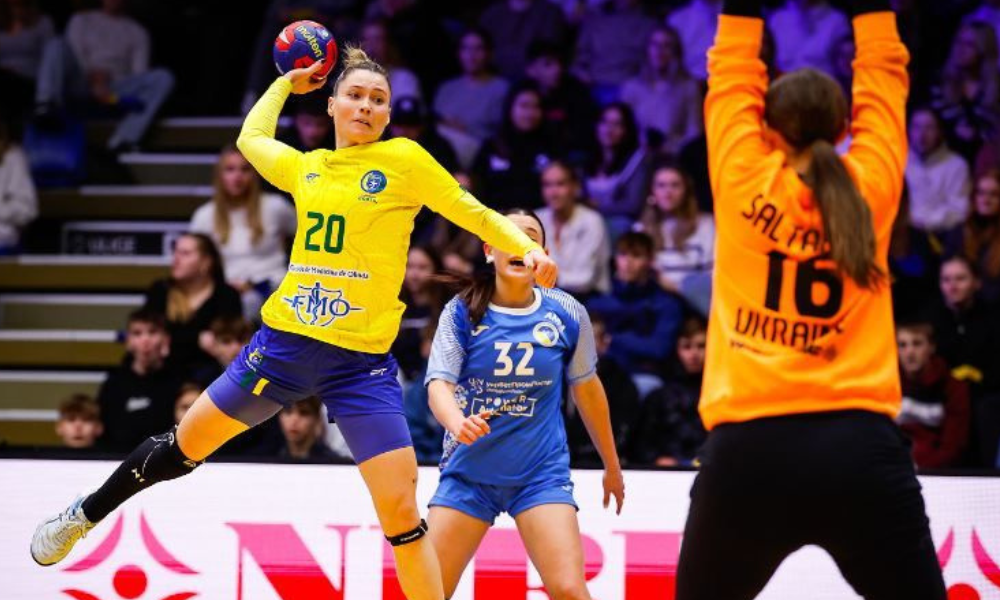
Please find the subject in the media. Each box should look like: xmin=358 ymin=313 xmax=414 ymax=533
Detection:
xmin=434 ymin=208 xmax=547 ymax=325
xmin=333 ymin=44 xmax=389 ymax=94
xmin=764 ymin=68 xmax=884 ymax=289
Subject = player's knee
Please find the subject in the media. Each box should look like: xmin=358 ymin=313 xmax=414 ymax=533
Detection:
xmin=135 ymin=427 xmax=202 ymax=485
xmin=374 ymin=488 xmax=420 ymax=530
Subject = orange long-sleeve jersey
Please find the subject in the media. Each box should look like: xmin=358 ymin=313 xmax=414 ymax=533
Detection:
xmin=699 ymin=12 xmax=910 ymax=430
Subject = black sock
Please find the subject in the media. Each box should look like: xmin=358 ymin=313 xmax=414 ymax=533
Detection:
xmin=81 ymin=428 xmax=201 ymax=523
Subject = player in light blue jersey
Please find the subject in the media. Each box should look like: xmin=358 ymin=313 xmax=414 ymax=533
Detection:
xmin=424 ymin=208 xmax=625 ymax=600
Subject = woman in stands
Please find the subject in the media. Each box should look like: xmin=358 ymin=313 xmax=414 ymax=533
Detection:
xmin=675 ymin=1 xmax=947 ymax=599
xmin=636 ymin=163 xmax=714 ymax=314
xmin=190 ymin=145 xmax=297 ymax=318
xmin=143 ymin=233 xmax=241 ymax=371
xmin=425 ymin=208 xmax=624 ymax=600
xmin=32 ymin=47 xmax=557 ymax=600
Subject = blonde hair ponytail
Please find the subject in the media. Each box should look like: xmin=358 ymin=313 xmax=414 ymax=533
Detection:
xmin=333 ymin=44 xmax=390 ymax=94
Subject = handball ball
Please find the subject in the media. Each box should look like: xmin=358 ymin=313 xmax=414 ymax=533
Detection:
xmin=273 ymin=20 xmax=337 ymax=79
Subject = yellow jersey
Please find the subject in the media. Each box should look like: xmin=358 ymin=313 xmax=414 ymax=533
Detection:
xmin=237 ymin=77 xmax=543 ymax=354
xmin=700 ymin=12 xmax=910 ymax=430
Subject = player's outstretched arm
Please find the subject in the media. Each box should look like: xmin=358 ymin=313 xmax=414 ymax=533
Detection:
xmin=236 ymin=62 xmax=325 ymax=194
xmin=571 ymin=376 xmax=625 ymax=514
xmin=704 ymin=0 xmax=769 ymax=203
xmin=406 ymin=141 xmax=558 ymax=287
xmin=844 ymin=0 xmax=910 ymax=222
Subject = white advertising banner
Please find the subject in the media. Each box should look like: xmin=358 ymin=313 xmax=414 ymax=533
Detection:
xmin=1 ymin=460 xmax=998 ymax=599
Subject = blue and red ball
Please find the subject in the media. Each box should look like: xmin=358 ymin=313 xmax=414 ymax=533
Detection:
xmin=273 ymin=20 xmax=337 ymax=79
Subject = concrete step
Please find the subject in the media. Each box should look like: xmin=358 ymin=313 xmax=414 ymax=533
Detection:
xmin=0 ymin=293 xmax=142 ymax=329
xmin=0 ymin=370 xmax=106 ymax=447
xmin=0 ymin=256 xmax=169 ymax=292
xmin=119 ymin=152 xmax=217 ymax=185
xmin=0 ymin=330 xmax=122 ymax=368
xmin=39 ymin=185 xmax=211 ymax=219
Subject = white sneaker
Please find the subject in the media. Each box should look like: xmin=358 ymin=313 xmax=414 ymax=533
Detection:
xmin=30 ymin=494 xmax=96 ymax=566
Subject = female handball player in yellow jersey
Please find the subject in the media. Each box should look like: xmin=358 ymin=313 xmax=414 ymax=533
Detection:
xmin=31 ymin=48 xmax=558 ymax=600
xmin=675 ymin=0 xmax=946 ymax=598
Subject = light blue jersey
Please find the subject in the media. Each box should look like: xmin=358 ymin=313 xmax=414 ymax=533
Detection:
xmin=425 ymin=287 xmax=597 ymax=486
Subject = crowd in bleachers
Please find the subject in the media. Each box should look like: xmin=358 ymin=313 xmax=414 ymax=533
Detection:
xmin=2 ymin=0 xmax=1000 ymax=469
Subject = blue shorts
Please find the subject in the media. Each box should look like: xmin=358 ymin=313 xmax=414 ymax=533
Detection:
xmin=207 ymin=324 xmax=411 ymax=464
xmin=429 ymin=474 xmax=578 ymax=525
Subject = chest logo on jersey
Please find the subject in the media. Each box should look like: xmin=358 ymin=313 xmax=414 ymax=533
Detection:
xmin=305 ymin=172 xmax=320 ymax=183
xmin=361 ymin=170 xmax=387 ymax=193
xmin=282 ymin=281 xmax=363 ymax=327
xmin=532 ymin=321 xmax=560 ymax=347
xmin=472 ymin=395 xmax=538 ymax=418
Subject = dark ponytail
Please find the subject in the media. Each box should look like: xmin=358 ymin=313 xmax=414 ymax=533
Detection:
xmin=433 ymin=207 xmax=547 ymax=325
xmin=764 ymin=68 xmax=884 ymax=289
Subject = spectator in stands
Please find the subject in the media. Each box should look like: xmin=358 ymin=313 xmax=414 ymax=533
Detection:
xmin=768 ymin=0 xmax=850 ymax=76
xmin=890 ymin=185 xmax=943 ymax=321
xmin=97 ymin=309 xmax=182 ymax=452
xmin=905 ymin=107 xmax=971 ymax=234
xmin=359 ymin=17 xmax=422 ymax=103
xmin=173 ymin=382 xmax=199 ymax=425
xmin=393 ymin=245 xmax=446 ymax=384
xmin=929 ymin=255 xmax=1000 ymax=468
xmin=364 ymin=0 xmax=455 ymax=94
xmin=587 ymin=232 xmax=684 ymax=399
xmin=193 ymin=316 xmax=254 ymax=385
xmin=34 ymin=0 xmax=174 ymax=151
xmin=632 ymin=316 xmax=707 ymax=467
xmin=472 ymin=83 xmax=555 ymax=211
xmin=573 ymin=0 xmax=657 ymax=105
xmin=55 ymin=394 xmax=103 ymax=451
xmin=968 ymin=0 xmax=1000 ymax=67
xmin=620 ymin=26 xmax=703 ymax=155
xmin=946 ymin=168 xmax=1000 ymax=306
xmin=0 ymin=116 xmax=37 ymax=255
xmin=586 ymin=102 xmax=652 ymax=240
xmin=931 ymin=21 xmax=1000 ymax=163
xmin=477 ymin=0 xmax=568 ymax=80
xmin=388 ymin=96 xmax=460 ymax=174
xmin=190 ymin=146 xmax=296 ymax=318
xmin=143 ymin=233 xmax=242 ymax=372
xmin=277 ymin=92 xmax=336 ymax=153
xmin=433 ymin=28 xmax=509 ymax=144
xmin=403 ymin=325 xmax=444 ymax=464
xmin=277 ymin=397 xmax=341 ymax=461
xmin=637 ymin=164 xmax=714 ymax=315
xmin=523 ymin=41 xmax=597 ymax=163
xmin=896 ymin=321 xmax=970 ymax=469
xmin=0 ymin=0 xmax=55 ymax=119
xmin=536 ymin=160 xmax=611 ymax=300
xmin=666 ymin=0 xmax=721 ymax=81
xmin=564 ymin=312 xmax=640 ymax=467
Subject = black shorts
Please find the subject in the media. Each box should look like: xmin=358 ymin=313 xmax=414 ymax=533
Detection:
xmin=676 ymin=410 xmax=946 ymax=600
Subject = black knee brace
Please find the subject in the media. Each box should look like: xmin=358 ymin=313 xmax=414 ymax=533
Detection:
xmin=385 ymin=519 xmax=428 ymax=546
xmin=81 ymin=427 xmax=202 ymax=523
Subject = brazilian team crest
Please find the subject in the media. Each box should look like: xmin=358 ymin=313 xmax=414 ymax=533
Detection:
xmin=360 ymin=170 xmax=388 ymax=194
xmin=283 ymin=281 xmax=363 ymax=327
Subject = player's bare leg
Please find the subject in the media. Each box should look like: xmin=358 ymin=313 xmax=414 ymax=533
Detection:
xmin=427 ymin=506 xmax=491 ymax=598
xmin=515 ymin=503 xmax=592 ymax=600
xmin=359 ymin=446 xmax=444 ymax=600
